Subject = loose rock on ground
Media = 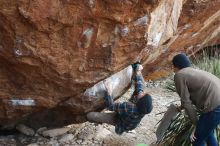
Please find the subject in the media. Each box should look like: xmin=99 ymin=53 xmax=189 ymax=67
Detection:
xmin=0 ymin=79 xmax=179 ymax=146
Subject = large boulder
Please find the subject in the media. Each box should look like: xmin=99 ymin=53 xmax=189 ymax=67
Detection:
xmin=0 ymin=0 xmax=219 ymax=129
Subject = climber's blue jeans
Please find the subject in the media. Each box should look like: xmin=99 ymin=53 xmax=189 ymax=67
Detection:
xmin=193 ymin=106 xmax=220 ymax=146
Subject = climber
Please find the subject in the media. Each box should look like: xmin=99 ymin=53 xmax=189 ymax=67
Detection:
xmin=172 ymin=53 xmax=220 ymax=146
xmin=86 ymin=62 xmax=153 ymax=135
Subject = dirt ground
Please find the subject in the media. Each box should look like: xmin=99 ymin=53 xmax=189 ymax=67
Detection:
xmin=0 ymin=79 xmax=180 ymax=146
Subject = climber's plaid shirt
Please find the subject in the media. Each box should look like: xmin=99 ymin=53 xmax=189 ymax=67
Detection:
xmin=103 ymin=73 xmax=145 ymax=135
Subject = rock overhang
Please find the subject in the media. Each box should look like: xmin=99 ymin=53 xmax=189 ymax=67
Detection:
xmin=0 ymin=0 xmax=219 ymax=129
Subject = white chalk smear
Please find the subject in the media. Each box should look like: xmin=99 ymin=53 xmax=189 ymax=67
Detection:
xmin=9 ymin=99 xmax=35 ymax=106
xmin=134 ymin=15 xmax=149 ymax=26
xmin=14 ymin=49 xmax=23 ymax=56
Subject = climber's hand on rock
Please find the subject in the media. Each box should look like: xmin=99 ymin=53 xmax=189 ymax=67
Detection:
xmin=136 ymin=64 xmax=143 ymax=73
xmin=132 ymin=62 xmax=143 ymax=73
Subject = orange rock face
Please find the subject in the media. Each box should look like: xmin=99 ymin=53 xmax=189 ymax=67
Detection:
xmin=0 ymin=0 xmax=219 ymax=129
